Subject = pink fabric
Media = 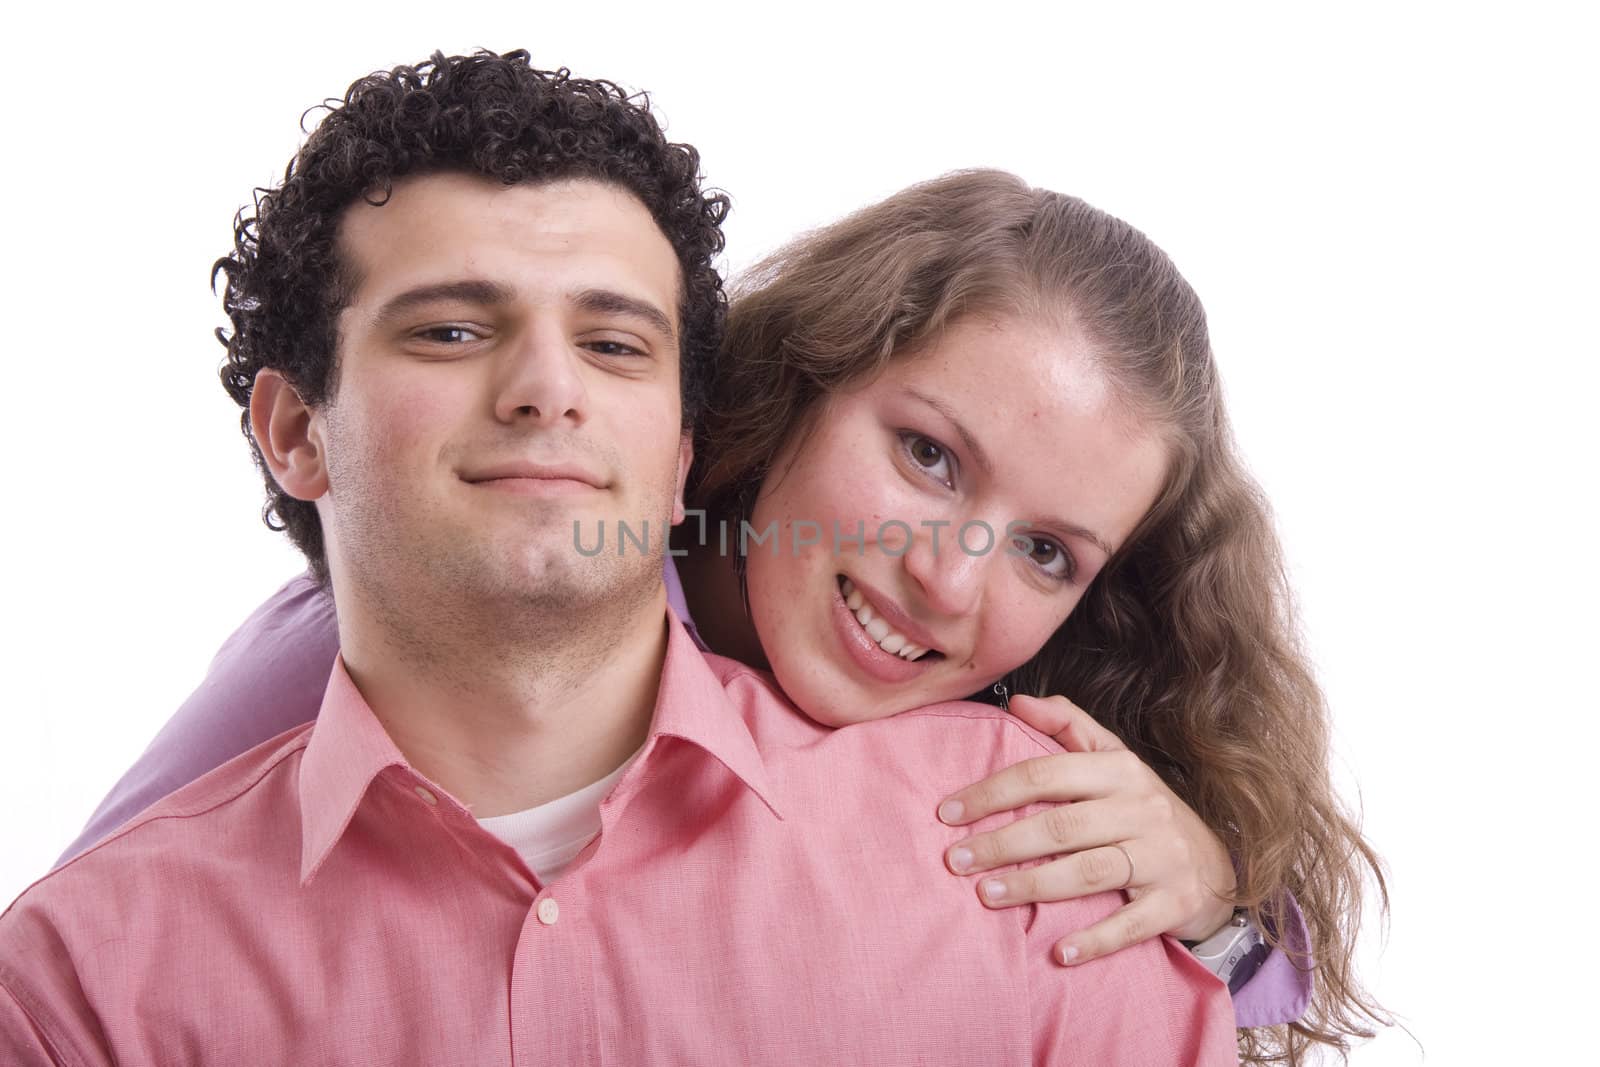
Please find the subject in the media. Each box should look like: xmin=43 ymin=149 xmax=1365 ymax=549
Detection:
xmin=4 ymin=613 xmax=1236 ymax=1065
xmin=58 ymin=567 xmax=1311 ymax=1027
xmin=58 ymin=567 xmax=702 ymax=865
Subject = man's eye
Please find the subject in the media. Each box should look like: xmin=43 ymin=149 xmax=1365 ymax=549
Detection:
xmin=900 ymin=432 xmax=954 ymax=488
xmin=415 ymin=326 xmax=481 ymax=344
xmin=1014 ymin=534 xmax=1075 ymax=582
xmin=584 ymin=339 xmax=646 ymax=357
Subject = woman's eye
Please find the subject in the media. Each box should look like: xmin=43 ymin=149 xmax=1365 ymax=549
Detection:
xmin=901 ymin=432 xmax=954 ymax=488
xmin=1015 ymin=534 xmax=1075 ymax=582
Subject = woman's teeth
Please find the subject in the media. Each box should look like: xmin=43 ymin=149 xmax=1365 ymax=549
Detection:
xmin=839 ymin=578 xmax=929 ymax=661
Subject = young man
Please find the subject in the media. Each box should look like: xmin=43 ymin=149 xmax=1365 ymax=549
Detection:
xmin=0 ymin=52 xmax=1234 ymax=1064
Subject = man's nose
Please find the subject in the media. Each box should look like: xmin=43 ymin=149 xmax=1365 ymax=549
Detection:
xmin=493 ymin=323 xmax=588 ymax=426
xmin=901 ymin=520 xmax=987 ymax=618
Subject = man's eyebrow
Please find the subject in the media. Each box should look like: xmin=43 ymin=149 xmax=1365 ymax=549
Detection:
xmin=571 ymin=288 xmax=677 ymax=346
xmin=904 ymin=387 xmax=1113 ymax=559
xmin=370 ymin=280 xmax=515 ymax=327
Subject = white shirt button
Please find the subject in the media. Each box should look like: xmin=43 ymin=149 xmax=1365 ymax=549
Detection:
xmin=537 ymin=897 xmax=560 ymax=926
xmin=414 ymin=785 xmax=438 ymax=805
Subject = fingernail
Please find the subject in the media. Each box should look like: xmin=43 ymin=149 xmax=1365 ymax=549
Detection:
xmin=1059 ymin=945 xmax=1080 ymax=965
xmin=947 ymin=847 xmax=973 ymax=873
xmin=938 ymin=800 xmax=964 ymax=824
xmin=981 ymin=878 xmax=1007 ymax=903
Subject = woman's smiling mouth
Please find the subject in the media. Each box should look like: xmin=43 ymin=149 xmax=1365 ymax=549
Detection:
xmin=837 ymin=576 xmax=941 ymax=662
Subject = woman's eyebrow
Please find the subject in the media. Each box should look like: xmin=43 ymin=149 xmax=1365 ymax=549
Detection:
xmin=369 ymin=279 xmax=514 ymax=327
xmin=905 ymin=387 xmax=993 ymax=477
xmin=904 ymin=386 xmax=1112 ymax=559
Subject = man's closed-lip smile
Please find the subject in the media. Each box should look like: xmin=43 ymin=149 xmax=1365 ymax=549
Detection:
xmin=461 ymin=460 xmax=608 ymax=495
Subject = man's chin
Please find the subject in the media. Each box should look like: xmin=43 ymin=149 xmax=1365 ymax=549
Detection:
xmin=483 ymin=550 xmax=662 ymax=609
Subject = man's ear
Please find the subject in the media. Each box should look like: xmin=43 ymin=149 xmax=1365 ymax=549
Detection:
xmin=249 ymin=369 xmax=329 ymax=501
xmin=670 ymin=431 xmax=693 ymax=525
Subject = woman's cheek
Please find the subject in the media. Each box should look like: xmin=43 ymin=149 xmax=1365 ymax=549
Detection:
xmin=980 ymin=606 xmax=1065 ymax=679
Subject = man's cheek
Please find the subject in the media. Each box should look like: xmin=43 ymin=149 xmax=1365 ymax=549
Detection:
xmin=358 ymin=387 xmax=457 ymax=458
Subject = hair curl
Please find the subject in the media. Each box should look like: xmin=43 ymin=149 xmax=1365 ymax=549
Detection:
xmin=214 ymin=50 xmax=729 ymax=582
xmin=692 ymin=169 xmax=1389 ymax=1064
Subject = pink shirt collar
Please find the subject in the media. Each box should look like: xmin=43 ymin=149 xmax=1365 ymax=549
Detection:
xmin=296 ymin=609 xmax=782 ymax=885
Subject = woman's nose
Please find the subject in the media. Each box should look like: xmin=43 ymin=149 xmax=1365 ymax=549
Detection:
xmin=901 ymin=519 xmax=988 ymax=618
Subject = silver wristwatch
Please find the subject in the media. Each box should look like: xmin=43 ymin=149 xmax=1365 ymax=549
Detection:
xmin=1183 ymin=910 xmax=1269 ymax=995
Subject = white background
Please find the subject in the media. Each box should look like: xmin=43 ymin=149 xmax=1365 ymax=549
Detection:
xmin=2 ymin=3 xmax=1594 ymax=1063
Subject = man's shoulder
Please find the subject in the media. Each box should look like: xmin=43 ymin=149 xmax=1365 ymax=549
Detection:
xmin=3 ymin=725 xmax=312 ymax=929
xmin=0 ymin=723 xmax=324 ymax=1065
xmin=89 ymin=723 xmax=312 ymax=844
xmin=829 ymin=699 xmax=1065 ymax=786
xmin=700 ymin=654 xmax=1062 ymax=784
xmin=882 ymin=698 xmax=1062 ymax=749
xmin=703 ymin=654 xmax=1057 ymax=748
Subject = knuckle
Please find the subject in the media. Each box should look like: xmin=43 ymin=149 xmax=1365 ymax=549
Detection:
xmin=1143 ymin=791 xmax=1175 ymax=825
xmin=1068 ymin=930 xmax=1102 ymax=961
xmin=1021 ymin=756 xmax=1057 ymax=791
xmin=1042 ymin=804 xmax=1082 ymax=847
xmin=1079 ymin=848 xmax=1119 ymax=888
xmin=965 ymin=783 xmax=999 ymax=815
xmin=1119 ymin=912 xmax=1149 ymax=947
xmin=969 ymin=832 xmax=1005 ymax=867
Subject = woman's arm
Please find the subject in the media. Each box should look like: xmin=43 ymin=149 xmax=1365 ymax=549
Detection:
xmin=56 ymin=575 xmax=339 ymax=865
xmin=938 ymin=693 xmax=1312 ymax=1027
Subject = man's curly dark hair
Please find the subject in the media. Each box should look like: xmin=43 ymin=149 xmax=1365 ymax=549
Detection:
xmin=214 ymin=49 xmax=730 ymax=583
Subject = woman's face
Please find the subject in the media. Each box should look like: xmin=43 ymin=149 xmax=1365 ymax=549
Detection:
xmin=744 ymin=314 xmax=1168 ymax=727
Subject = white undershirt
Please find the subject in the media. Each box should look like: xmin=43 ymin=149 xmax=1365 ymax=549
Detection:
xmin=476 ymin=750 xmax=640 ymax=884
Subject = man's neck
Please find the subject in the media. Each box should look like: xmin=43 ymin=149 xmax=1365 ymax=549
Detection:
xmin=334 ymin=582 xmax=670 ymax=817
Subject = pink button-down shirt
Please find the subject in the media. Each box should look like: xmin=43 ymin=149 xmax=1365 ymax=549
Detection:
xmin=2 ymin=613 xmax=1236 ymax=1065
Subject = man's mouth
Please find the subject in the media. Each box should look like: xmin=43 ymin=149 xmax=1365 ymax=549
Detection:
xmin=460 ymin=459 xmax=607 ymax=488
xmin=836 ymin=576 xmax=941 ymax=662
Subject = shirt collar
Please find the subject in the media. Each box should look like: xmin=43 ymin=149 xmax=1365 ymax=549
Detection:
xmin=297 ymin=608 xmax=784 ymax=884
xmin=297 ymin=656 xmax=412 ymax=885
xmin=620 ymin=610 xmax=784 ymax=821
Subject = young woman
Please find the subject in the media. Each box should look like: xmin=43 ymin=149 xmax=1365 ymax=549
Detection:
xmin=62 ymin=170 xmax=1383 ymax=1062
xmin=682 ymin=169 xmax=1386 ymax=1063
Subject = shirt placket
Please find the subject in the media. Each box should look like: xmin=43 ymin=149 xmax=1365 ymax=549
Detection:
xmin=509 ymin=875 xmax=597 ymax=1066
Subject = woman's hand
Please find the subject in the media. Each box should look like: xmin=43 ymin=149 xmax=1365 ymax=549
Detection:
xmin=938 ymin=694 xmax=1236 ymax=965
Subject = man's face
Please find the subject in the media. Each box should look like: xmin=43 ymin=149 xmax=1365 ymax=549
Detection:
xmin=309 ymin=173 xmax=690 ymax=618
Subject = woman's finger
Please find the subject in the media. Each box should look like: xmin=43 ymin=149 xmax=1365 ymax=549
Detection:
xmin=973 ymin=843 xmax=1143 ymax=909
xmin=1052 ymin=893 xmax=1177 ymax=965
xmin=1005 ymin=694 xmax=1126 ymax=753
xmin=937 ymin=749 xmax=1146 ymax=825
xmin=945 ymin=798 xmax=1142 ymax=874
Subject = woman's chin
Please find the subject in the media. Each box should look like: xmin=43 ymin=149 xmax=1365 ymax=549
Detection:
xmin=780 ymin=670 xmax=901 ymax=729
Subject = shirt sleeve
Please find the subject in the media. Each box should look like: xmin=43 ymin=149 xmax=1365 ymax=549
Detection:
xmin=1229 ymin=889 xmax=1314 ymax=1028
xmin=1027 ymin=893 xmax=1239 ymax=1065
xmin=55 ymin=574 xmax=339 ymax=865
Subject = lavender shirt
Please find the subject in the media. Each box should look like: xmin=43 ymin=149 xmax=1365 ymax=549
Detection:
xmin=60 ymin=565 xmax=1310 ymax=1027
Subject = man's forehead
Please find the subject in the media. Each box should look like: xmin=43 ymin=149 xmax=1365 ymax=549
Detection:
xmin=335 ymin=172 xmax=682 ymax=323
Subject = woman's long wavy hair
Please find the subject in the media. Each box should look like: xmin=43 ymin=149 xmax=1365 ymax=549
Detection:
xmin=690 ymin=169 xmax=1388 ymax=1064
